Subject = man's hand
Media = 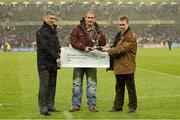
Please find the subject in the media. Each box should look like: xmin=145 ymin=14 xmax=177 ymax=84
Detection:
xmin=105 ymin=44 xmax=111 ymax=48
xmin=101 ymin=47 xmax=110 ymax=52
xmin=85 ymin=47 xmax=92 ymax=52
xmin=101 ymin=44 xmax=110 ymax=52
xmin=56 ymin=58 xmax=61 ymax=67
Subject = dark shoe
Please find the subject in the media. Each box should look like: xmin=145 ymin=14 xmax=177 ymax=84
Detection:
xmin=89 ymin=107 xmax=98 ymax=112
xmin=40 ymin=111 xmax=50 ymax=116
xmin=128 ymin=108 xmax=136 ymax=113
xmin=48 ymin=107 xmax=63 ymax=112
xmin=69 ymin=107 xmax=80 ymax=112
xmin=108 ymin=108 xmax=122 ymax=112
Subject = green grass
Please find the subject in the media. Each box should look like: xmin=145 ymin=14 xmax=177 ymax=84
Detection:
xmin=0 ymin=48 xmax=180 ymax=119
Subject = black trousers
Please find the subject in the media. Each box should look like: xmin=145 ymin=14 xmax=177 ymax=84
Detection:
xmin=113 ymin=73 xmax=137 ymax=110
xmin=38 ymin=69 xmax=57 ymax=112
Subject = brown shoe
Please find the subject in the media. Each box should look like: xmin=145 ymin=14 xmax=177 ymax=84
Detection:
xmin=89 ymin=107 xmax=98 ymax=112
xmin=69 ymin=107 xmax=80 ymax=112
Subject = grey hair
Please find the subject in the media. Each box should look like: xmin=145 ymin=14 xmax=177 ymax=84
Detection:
xmin=85 ymin=10 xmax=95 ymax=17
xmin=45 ymin=10 xmax=55 ymax=16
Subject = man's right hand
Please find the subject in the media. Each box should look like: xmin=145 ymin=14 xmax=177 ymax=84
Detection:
xmin=85 ymin=47 xmax=92 ymax=52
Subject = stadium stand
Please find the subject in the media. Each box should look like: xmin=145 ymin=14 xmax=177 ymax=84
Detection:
xmin=0 ymin=1 xmax=180 ymax=49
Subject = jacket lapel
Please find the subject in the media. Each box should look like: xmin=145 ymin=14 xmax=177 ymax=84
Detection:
xmin=117 ymin=35 xmax=125 ymax=46
xmin=117 ymin=27 xmax=131 ymax=45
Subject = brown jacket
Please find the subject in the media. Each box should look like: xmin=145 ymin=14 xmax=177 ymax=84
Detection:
xmin=70 ymin=18 xmax=106 ymax=51
xmin=108 ymin=27 xmax=137 ymax=75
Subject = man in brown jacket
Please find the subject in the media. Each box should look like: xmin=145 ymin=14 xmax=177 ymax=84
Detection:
xmin=69 ymin=10 xmax=106 ymax=112
xmin=102 ymin=16 xmax=137 ymax=113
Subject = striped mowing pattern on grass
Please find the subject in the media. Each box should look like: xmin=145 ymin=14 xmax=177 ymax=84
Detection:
xmin=0 ymin=48 xmax=180 ymax=119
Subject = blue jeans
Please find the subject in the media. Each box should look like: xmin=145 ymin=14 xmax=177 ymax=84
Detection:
xmin=72 ymin=68 xmax=97 ymax=109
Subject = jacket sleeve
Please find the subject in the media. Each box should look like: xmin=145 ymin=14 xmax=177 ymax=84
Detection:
xmin=108 ymin=36 xmax=135 ymax=56
xmin=36 ymin=31 xmax=60 ymax=60
xmin=70 ymin=27 xmax=86 ymax=51
xmin=98 ymin=33 xmax=106 ymax=46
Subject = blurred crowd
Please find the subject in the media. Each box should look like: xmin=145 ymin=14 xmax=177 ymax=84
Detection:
xmin=0 ymin=2 xmax=180 ymax=49
xmin=1 ymin=24 xmax=180 ymax=49
xmin=0 ymin=2 xmax=179 ymax=21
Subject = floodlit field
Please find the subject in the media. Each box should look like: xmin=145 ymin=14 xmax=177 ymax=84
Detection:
xmin=0 ymin=48 xmax=180 ymax=119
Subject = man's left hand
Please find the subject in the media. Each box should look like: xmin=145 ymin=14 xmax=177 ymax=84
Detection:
xmin=101 ymin=47 xmax=110 ymax=52
xmin=56 ymin=58 xmax=61 ymax=67
xmin=101 ymin=44 xmax=110 ymax=52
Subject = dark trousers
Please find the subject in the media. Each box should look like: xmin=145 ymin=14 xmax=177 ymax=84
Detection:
xmin=38 ymin=69 xmax=57 ymax=112
xmin=113 ymin=73 xmax=137 ymax=110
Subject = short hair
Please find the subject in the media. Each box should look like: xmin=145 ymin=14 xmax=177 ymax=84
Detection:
xmin=119 ymin=16 xmax=129 ymax=24
xmin=45 ymin=10 xmax=55 ymax=16
xmin=85 ymin=10 xmax=95 ymax=17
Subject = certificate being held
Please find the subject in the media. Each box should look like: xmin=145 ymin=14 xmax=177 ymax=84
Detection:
xmin=61 ymin=47 xmax=110 ymax=68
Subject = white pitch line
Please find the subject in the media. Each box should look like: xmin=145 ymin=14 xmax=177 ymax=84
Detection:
xmin=63 ymin=111 xmax=73 ymax=120
xmin=137 ymin=67 xmax=180 ymax=79
xmin=138 ymin=94 xmax=180 ymax=99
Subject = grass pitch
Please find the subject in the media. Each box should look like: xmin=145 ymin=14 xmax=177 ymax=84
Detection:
xmin=0 ymin=48 xmax=180 ymax=119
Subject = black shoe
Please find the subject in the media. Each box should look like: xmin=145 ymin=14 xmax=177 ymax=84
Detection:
xmin=40 ymin=111 xmax=51 ymax=116
xmin=108 ymin=108 xmax=122 ymax=112
xmin=128 ymin=108 xmax=135 ymax=113
xmin=48 ymin=108 xmax=63 ymax=112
